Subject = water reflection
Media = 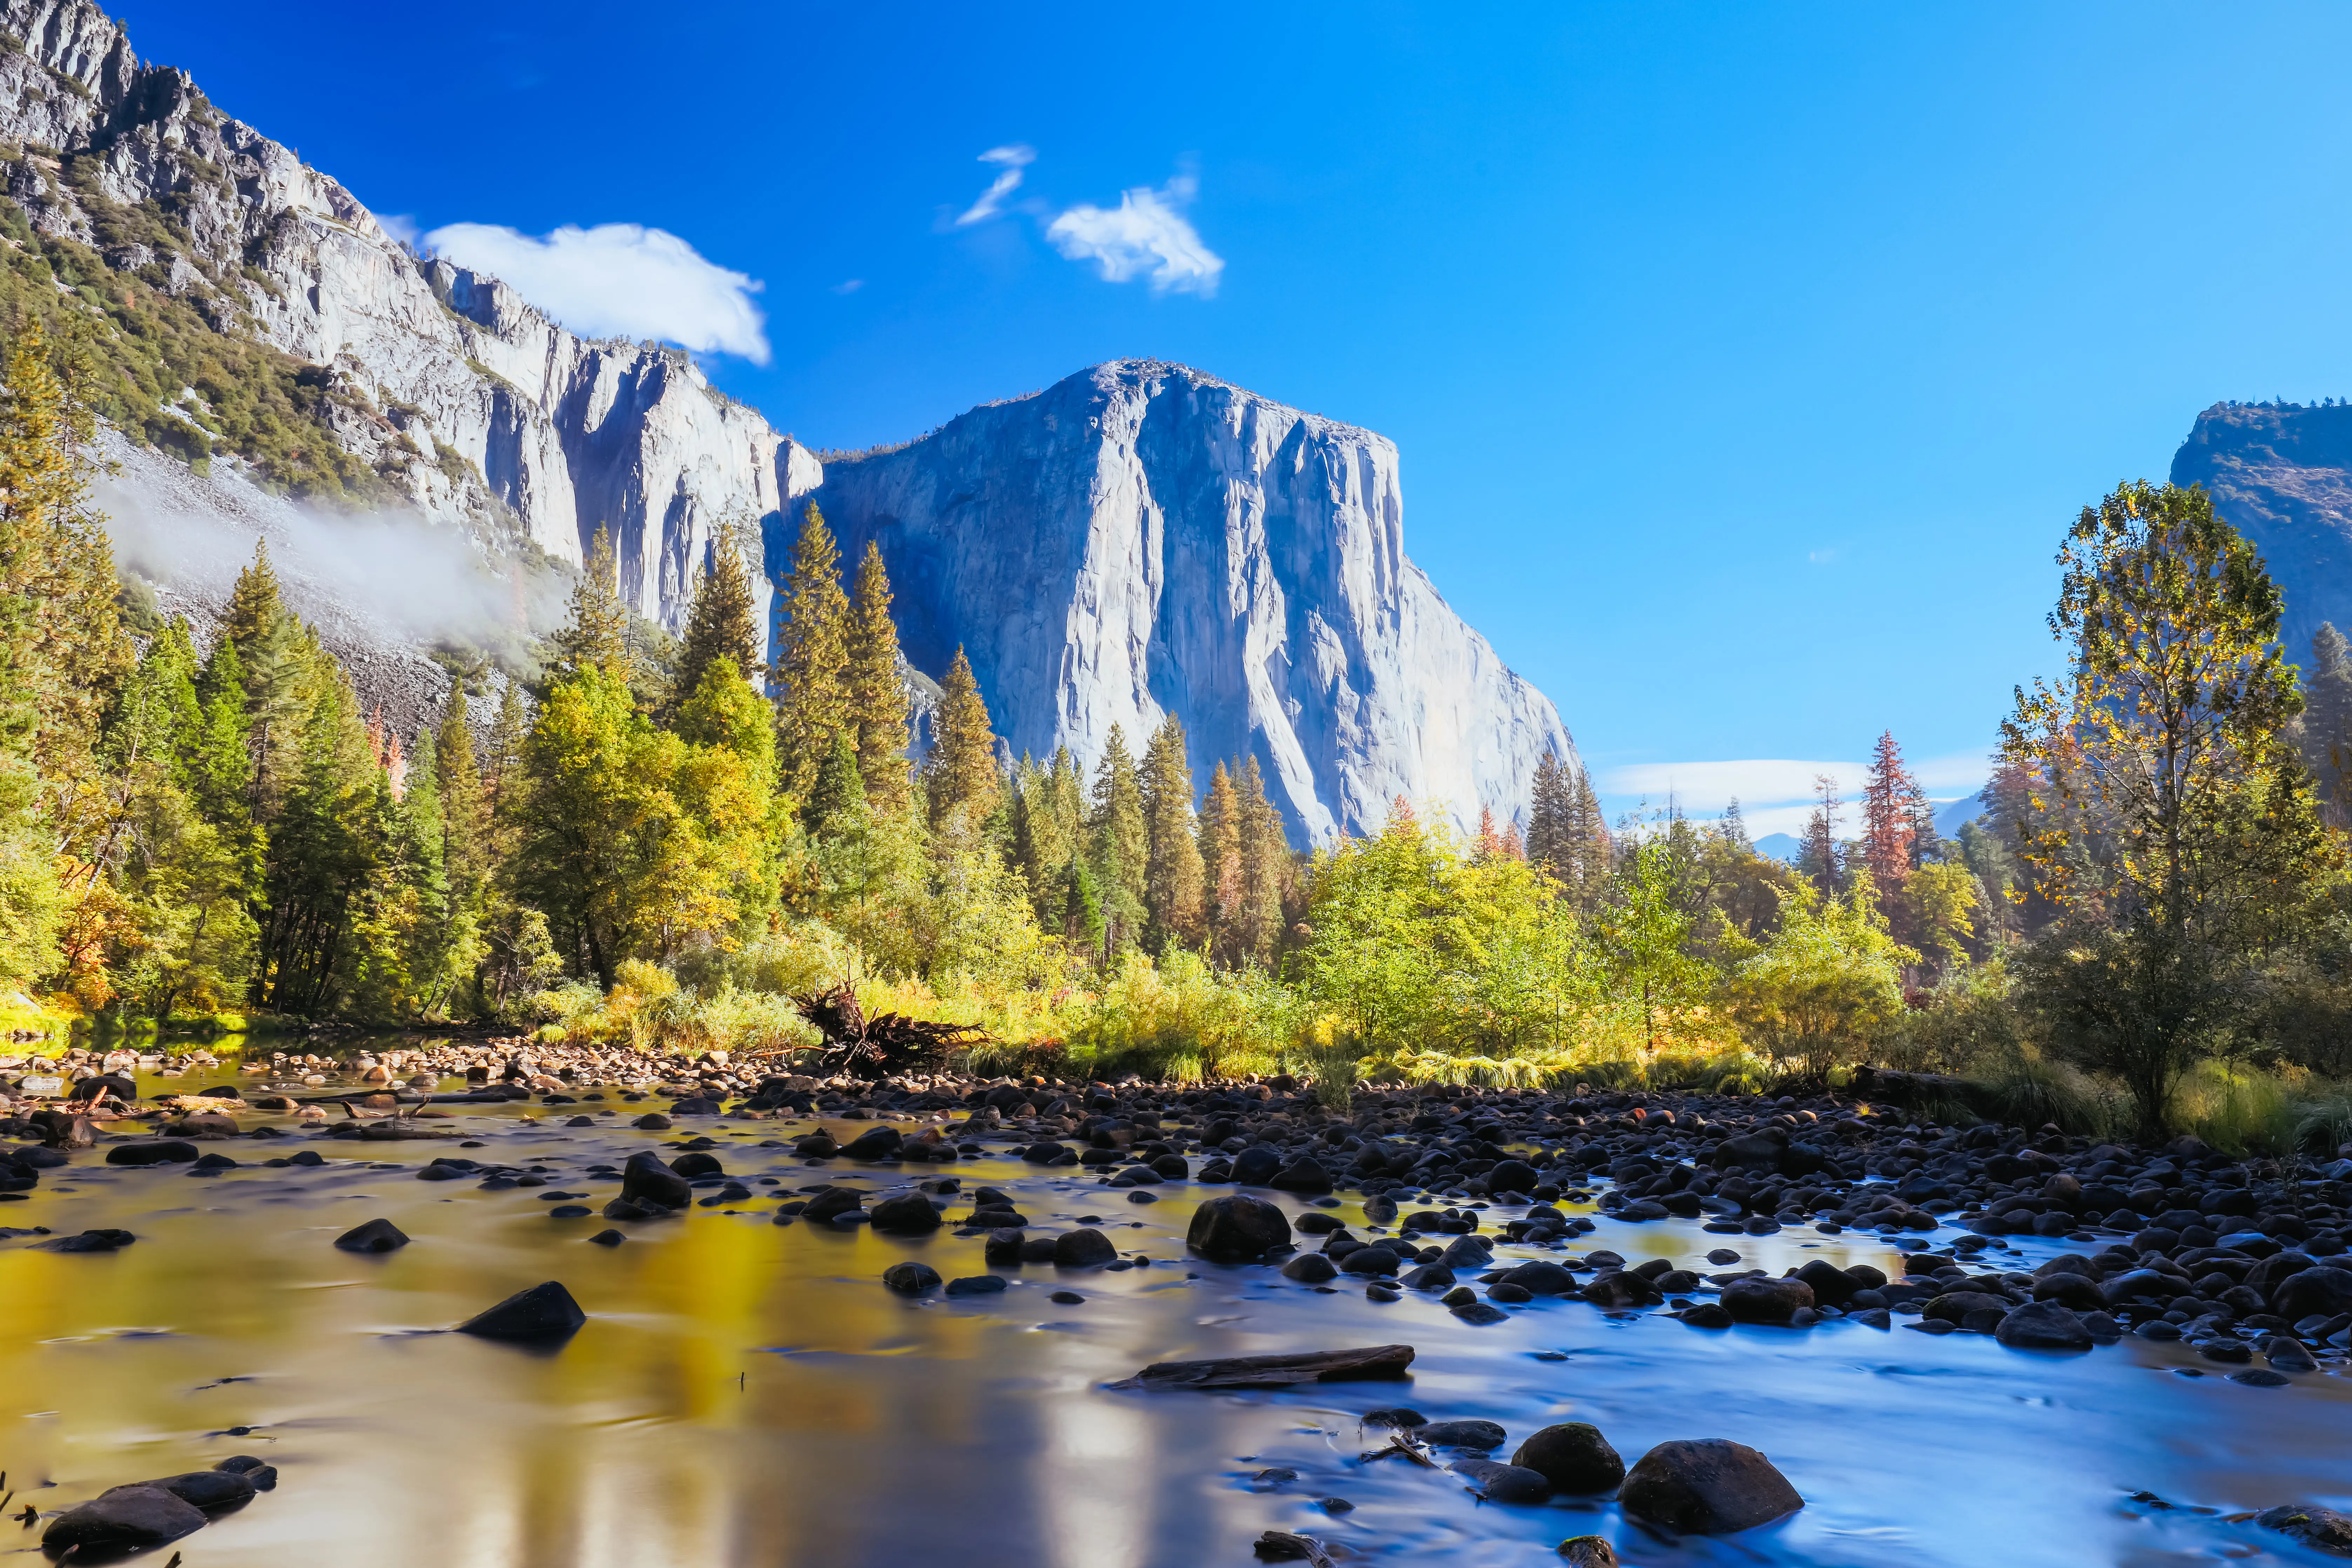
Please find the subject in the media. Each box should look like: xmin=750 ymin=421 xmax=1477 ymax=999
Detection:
xmin=0 ymin=1053 xmax=2344 ymax=1564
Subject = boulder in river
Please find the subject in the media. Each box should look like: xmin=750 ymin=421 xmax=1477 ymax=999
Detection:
xmin=1108 ymin=1344 xmax=1415 ymax=1390
xmin=41 ymin=1485 xmax=208 ymax=1552
xmin=1188 ymin=1194 xmax=1294 ymax=1261
xmin=1556 ymin=1536 xmax=1619 ymax=1567
xmin=868 ymin=1191 xmax=944 ymax=1233
xmin=619 ymin=1150 xmax=691 ymax=1209
xmin=1451 ymin=1456 xmax=1551 ymax=1503
xmin=148 ymin=1470 xmax=257 ymax=1510
xmin=1721 ymin=1277 xmax=1814 ymax=1325
xmin=1513 ymin=1422 xmax=1626 ymax=1493
xmin=1416 ymin=1419 xmax=1507 ymax=1448
xmin=104 ymin=1139 xmax=199 ymax=1166
xmin=1054 ymin=1227 xmax=1118 ymax=1265
xmin=883 ymin=1262 xmax=942 ymax=1293
xmin=1271 ymin=1156 xmax=1334 ymax=1194
xmin=456 ymin=1280 xmax=587 ymax=1343
xmin=1995 ymin=1301 xmax=2094 ymax=1351
xmin=2259 ymin=1503 xmax=2352 ymax=1556
xmin=840 ymin=1126 xmax=904 ymax=1161
xmin=1620 ymin=1439 xmax=1803 ymax=1534
xmin=333 ymin=1217 xmax=410 ymax=1253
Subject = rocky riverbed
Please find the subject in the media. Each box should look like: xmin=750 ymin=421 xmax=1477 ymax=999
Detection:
xmin=0 ymin=1043 xmax=2349 ymax=1565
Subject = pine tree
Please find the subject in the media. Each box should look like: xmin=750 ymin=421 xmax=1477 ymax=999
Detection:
xmin=1088 ymin=723 xmax=1149 ymax=953
xmin=1198 ymin=760 xmax=1245 ymax=962
xmin=770 ymin=502 xmax=852 ymax=796
xmin=1797 ymin=773 xmax=1844 ymax=894
xmin=804 ymin=728 xmax=870 ymax=841
xmin=1858 ymin=730 xmax=1917 ymax=891
xmin=1139 ymin=714 xmax=1204 ymax=946
xmin=668 ymin=524 xmax=759 ymax=719
xmin=845 ymin=541 xmax=912 ymax=812
xmin=925 ymin=646 xmax=998 ymax=833
xmin=546 ymin=527 xmax=632 ymax=688
xmin=2304 ymin=623 xmax=2352 ymax=817
xmin=1234 ymin=756 xmax=1288 ymax=963
xmin=436 ymin=683 xmax=487 ymax=896
xmin=1720 ymin=796 xmax=1753 ymax=853
xmin=1524 ymin=752 xmax=1575 ymax=876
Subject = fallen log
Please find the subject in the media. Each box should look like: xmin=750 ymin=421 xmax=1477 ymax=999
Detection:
xmin=1106 ymin=1344 xmax=1414 ymax=1391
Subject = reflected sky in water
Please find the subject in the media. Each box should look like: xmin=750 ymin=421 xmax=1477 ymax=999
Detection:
xmin=1 ymin=1061 xmax=2348 ymax=1566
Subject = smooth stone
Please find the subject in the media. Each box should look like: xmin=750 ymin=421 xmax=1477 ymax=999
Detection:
xmin=1282 ymin=1253 xmax=1339 ymax=1283
xmin=1995 ymin=1300 xmax=2095 ymax=1351
xmin=1619 ymin=1439 xmax=1804 ymax=1534
xmin=147 ymin=1470 xmax=256 ymax=1510
xmin=333 ymin=1217 xmax=410 ymax=1253
xmin=1187 ymin=1193 xmax=1294 ymax=1261
xmin=456 ymin=1280 xmax=587 ymax=1342
xmin=618 ymin=1150 xmax=691 ymax=1209
xmin=868 ymin=1191 xmax=944 ymax=1233
xmin=1055 ymin=1228 xmax=1118 ymax=1266
xmin=945 ymin=1274 xmax=1007 ymax=1296
xmin=883 ymin=1262 xmax=942 ymax=1294
xmin=1514 ymin=1422 xmax=1626 ymax=1493
xmin=1417 ymin=1419 xmax=1508 ymax=1448
xmin=41 ymin=1485 xmax=208 ymax=1552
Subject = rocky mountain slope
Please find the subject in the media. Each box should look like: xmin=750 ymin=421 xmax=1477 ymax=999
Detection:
xmin=2171 ymin=400 xmax=2352 ymax=661
xmin=800 ymin=361 xmax=1576 ymax=842
xmin=0 ymin=0 xmax=816 ymax=630
xmin=0 ymin=0 xmax=1577 ymax=839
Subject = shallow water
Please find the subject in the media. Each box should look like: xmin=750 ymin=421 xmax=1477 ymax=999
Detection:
xmin=1 ymin=1064 xmax=2348 ymax=1567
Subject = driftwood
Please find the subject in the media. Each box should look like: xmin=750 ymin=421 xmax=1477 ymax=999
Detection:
xmin=786 ymin=983 xmax=986 ymax=1080
xmin=1106 ymin=1344 xmax=1415 ymax=1391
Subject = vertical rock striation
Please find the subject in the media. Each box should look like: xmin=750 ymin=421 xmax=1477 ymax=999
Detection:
xmin=794 ymin=361 xmax=1575 ymax=843
xmin=0 ymin=0 xmax=817 ymax=633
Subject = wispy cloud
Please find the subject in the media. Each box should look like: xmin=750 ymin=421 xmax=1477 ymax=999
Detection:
xmin=1046 ymin=173 xmax=1223 ymax=296
xmin=422 ymin=221 xmax=770 ymax=363
xmin=956 ymin=144 xmax=1036 ymax=226
xmin=1601 ymin=751 xmax=1991 ymax=818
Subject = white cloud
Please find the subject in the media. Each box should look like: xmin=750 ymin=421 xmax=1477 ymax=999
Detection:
xmin=421 ymin=221 xmax=769 ymax=363
xmin=1602 ymin=751 xmax=1991 ymax=817
xmin=1046 ymin=174 xmax=1223 ymax=296
xmin=957 ymin=144 xmax=1035 ymax=226
xmin=376 ymin=213 xmax=420 ymax=248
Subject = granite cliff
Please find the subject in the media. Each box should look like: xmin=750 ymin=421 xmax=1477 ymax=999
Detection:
xmin=2172 ymin=400 xmax=2352 ymax=664
xmin=796 ymin=361 xmax=1576 ymax=842
xmin=0 ymin=0 xmax=1577 ymax=838
xmin=0 ymin=0 xmax=816 ymax=633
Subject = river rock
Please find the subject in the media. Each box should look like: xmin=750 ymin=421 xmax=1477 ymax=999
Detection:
xmin=1188 ymin=1194 xmax=1293 ymax=1261
xmin=883 ymin=1262 xmax=942 ymax=1293
xmin=868 ymin=1191 xmax=944 ymax=1233
xmin=801 ymin=1186 xmax=866 ymax=1223
xmin=1513 ymin=1422 xmax=1626 ymax=1493
xmin=1619 ymin=1439 xmax=1804 ymax=1534
xmin=104 ymin=1139 xmax=199 ymax=1166
xmin=619 ymin=1150 xmax=691 ymax=1209
xmin=841 ymin=1126 xmax=904 ymax=1161
xmin=1054 ymin=1227 xmax=1117 ymax=1265
xmin=148 ymin=1469 xmax=256 ymax=1509
xmin=41 ymin=1485 xmax=208 ymax=1552
xmin=1416 ymin=1419 xmax=1507 ymax=1448
xmin=671 ymin=1151 xmax=725 ymax=1177
xmin=2275 ymin=1266 xmax=2352 ymax=1321
xmin=50 ymin=1228 xmax=136 ymax=1252
xmin=1282 ymin=1253 xmax=1339 ymax=1283
xmin=2259 ymin=1503 xmax=2352 ymax=1555
xmin=1722 ymin=1276 xmax=1814 ymax=1325
xmin=1271 ymin=1156 xmax=1334 ymax=1194
xmin=1231 ymin=1146 xmax=1283 ymax=1184
xmin=1557 ymin=1536 xmax=1619 ymax=1567
xmin=334 ymin=1217 xmax=410 ymax=1252
xmin=1453 ymin=1457 xmax=1552 ymax=1503
xmin=1995 ymin=1301 xmax=2094 ymax=1351
xmin=1499 ymin=1260 xmax=1579 ymax=1296
xmin=1108 ymin=1344 xmax=1415 ymax=1390
xmin=456 ymin=1280 xmax=587 ymax=1342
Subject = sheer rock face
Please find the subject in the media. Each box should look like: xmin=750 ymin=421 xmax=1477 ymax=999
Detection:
xmin=2171 ymin=401 xmax=2352 ymax=662
xmin=794 ymin=361 xmax=1575 ymax=843
xmin=0 ymin=0 xmax=816 ymax=634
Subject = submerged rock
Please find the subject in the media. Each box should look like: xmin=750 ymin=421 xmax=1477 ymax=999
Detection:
xmin=1620 ymin=1440 xmax=1802 ymax=1534
xmin=456 ymin=1281 xmax=587 ymax=1342
xmin=334 ymin=1217 xmax=410 ymax=1253
xmin=1108 ymin=1344 xmax=1415 ymax=1391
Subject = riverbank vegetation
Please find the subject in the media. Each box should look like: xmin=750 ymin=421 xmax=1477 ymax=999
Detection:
xmin=3 ymin=327 xmax=2352 ymax=1147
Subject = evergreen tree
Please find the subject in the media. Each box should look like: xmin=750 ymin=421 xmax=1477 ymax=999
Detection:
xmin=2303 ymin=622 xmax=2352 ymax=817
xmin=1139 ymin=714 xmax=1205 ymax=947
xmin=1797 ymin=773 xmax=1844 ymax=894
xmin=545 ymin=527 xmax=631 ymax=688
xmin=1524 ymin=752 xmax=1574 ymax=875
xmin=1234 ymin=756 xmax=1288 ymax=964
xmin=805 ymin=727 xmax=871 ymax=842
xmin=1198 ymin=760 xmax=1245 ymax=963
xmin=668 ymin=524 xmax=760 ymax=719
xmin=1088 ymin=723 xmax=1149 ymax=953
xmin=1858 ymin=730 xmax=1917 ymax=893
xmin=436 ymin=684 xmax=487 ymax=897
xmin=1720 ymin=796 xmax=1753 ymax=853
xmin=925 ymin=646 xmax=998 ymax=833
xmin=770 ymin=502 xmax=852 ymax=795
xmin=845 ymin=541 xmax=912 ymax=812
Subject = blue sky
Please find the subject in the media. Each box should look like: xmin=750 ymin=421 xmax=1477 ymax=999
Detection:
xmin=123 ymin=1 xmax=2352 ymax=837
